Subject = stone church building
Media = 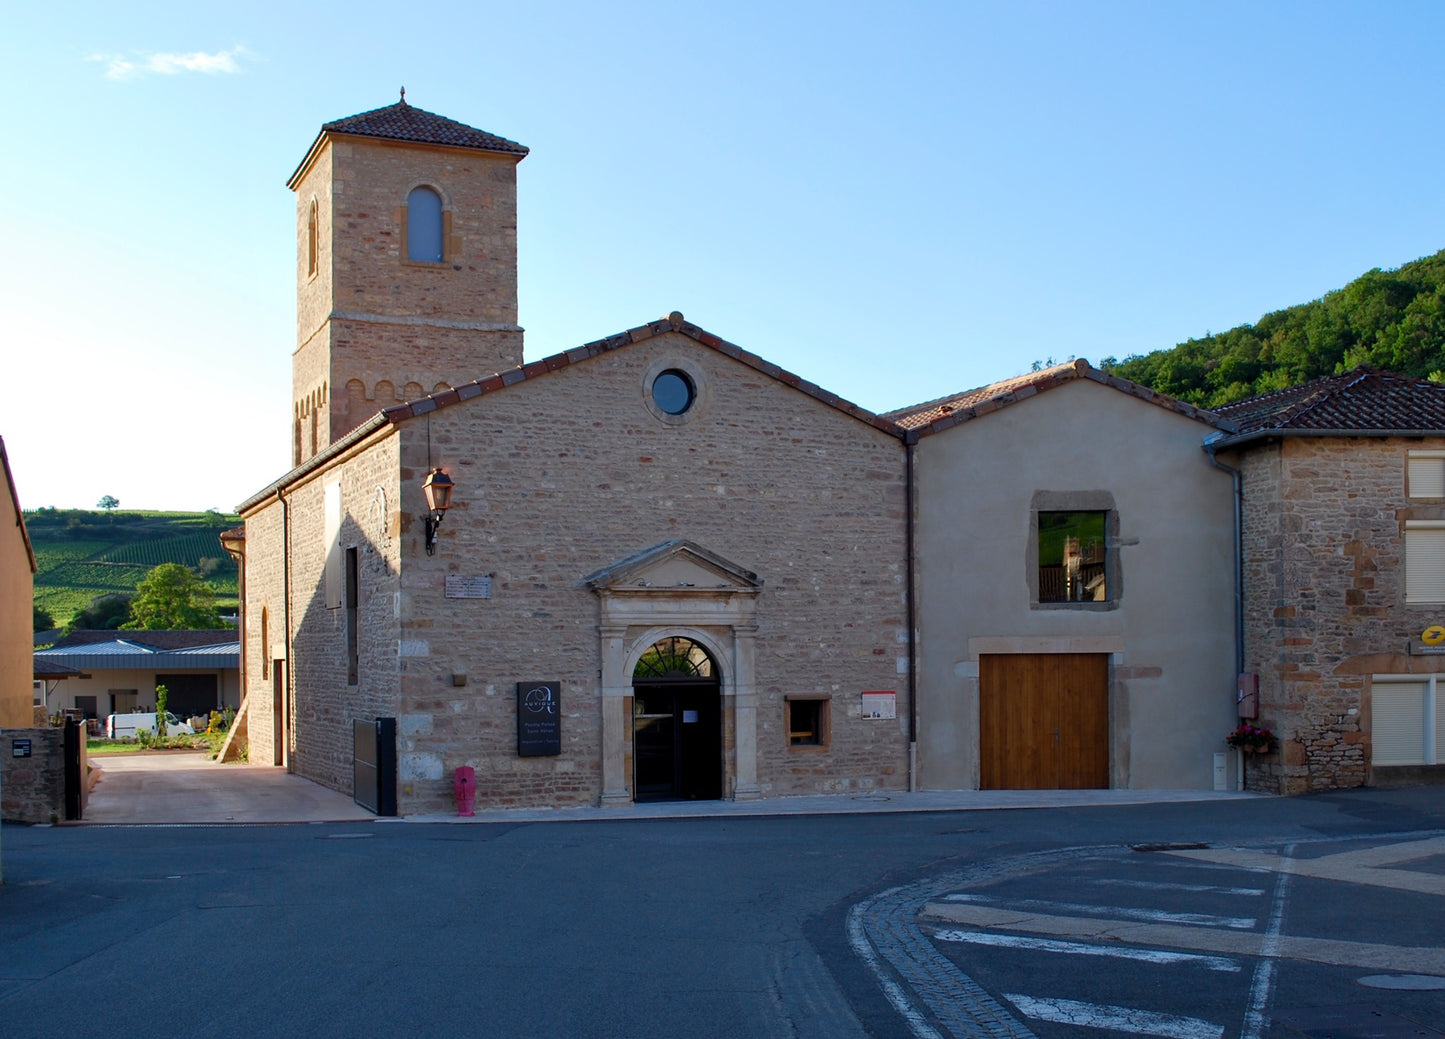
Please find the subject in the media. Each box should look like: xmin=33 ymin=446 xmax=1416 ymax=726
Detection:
xmin=237 ymin=100 xmax=1437 ymax=814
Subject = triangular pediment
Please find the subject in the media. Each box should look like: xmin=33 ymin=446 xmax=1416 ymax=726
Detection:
xmin=585 ymin=540 xmax=762 ymax=593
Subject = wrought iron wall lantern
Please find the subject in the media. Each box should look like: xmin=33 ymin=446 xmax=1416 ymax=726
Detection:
xmin=422 ymin=468 xmax=454 ymax=555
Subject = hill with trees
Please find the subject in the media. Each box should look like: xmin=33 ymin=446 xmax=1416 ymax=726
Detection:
xmin=26 ymin=509 xmax=239 ymax=630
xmin=1100 ymin=247 xmax=1445 ymax=408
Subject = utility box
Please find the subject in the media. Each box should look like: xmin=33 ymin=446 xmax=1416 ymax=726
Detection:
xmin=352 ymin=717 xmax=397 ymax=816
xmin=1213 ymin=751 xmax=1230 ymax=791
xmin=1236 ymin=673 xmax=1259 ymax=719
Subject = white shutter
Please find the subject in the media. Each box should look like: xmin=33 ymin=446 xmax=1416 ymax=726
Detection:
xmin=1372 ymin=681 xmax=1426 ymax=766
xmin=1405 ymin=523 xmax=1445 ymax=603
xmin=1408 ymin=452 xmax=1445 ymax=499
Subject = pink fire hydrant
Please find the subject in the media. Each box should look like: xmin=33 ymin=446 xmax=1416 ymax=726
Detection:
xmin=454 ymin=766 xmax=476 ymax=817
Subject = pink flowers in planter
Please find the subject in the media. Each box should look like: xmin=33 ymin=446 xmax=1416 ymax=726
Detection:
xmin=1226 ymin=723 xmax=1276 ymax=753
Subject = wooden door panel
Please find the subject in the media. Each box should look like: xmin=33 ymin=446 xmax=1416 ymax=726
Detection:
xmin=980 ymin=653 xmax=1108 ymax=789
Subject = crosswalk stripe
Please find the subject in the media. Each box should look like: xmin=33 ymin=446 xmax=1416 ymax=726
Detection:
xmin=932 ymin=929 xmax=1241 ymax=971
xmin=1089 ymin=877 xmax=1265 ymax=897
xmin=943 ymin=893 xmax=1256 ymax=930
xmin=1004 ymin=994 xmax=1223 ymax=1039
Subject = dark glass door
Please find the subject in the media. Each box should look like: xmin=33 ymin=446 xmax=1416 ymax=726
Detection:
xmin=633 ymin=682 xmax=722 ymax=802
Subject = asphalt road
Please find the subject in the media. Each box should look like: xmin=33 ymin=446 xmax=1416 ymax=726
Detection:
xmin=3 ymin=787 xmax=1443 ymax=1038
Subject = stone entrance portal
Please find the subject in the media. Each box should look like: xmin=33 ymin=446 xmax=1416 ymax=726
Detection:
xmin=587 ymin=540 xmax=763 ymax=806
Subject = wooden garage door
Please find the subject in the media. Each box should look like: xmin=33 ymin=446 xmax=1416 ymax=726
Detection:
xmin=979 ymin=653 xmax=1109 ymax=789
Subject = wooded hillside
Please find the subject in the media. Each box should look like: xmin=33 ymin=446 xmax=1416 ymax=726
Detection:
xmin=1100 ymin=248 xmax=1445 ymax=408
xmin=27 ymin=509 xmax=239 ymax=628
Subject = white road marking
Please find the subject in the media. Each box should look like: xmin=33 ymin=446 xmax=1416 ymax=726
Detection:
xmin=1089 ymin=877 xmax=1265 ymax=897
xmin=924 ymin=899 xmax=1445 ymax=975
xmin=942 ymin=893 xmax=1256 ymax=930
xmin=1240 ymin=842 xmax=1294 ymax=1039
xmin=1004 ymin=994 xmax=1224 ymax=1039
xmin=845 ymin=898 xmax=946 ymax=1039
xmin=932 ymin=929 xmax=1241 ymax=971
xmin=1168 ymin=838 xmax=1445 ymax=897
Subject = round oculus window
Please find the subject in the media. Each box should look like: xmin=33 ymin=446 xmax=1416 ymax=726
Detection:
xmin=651 ymin=370 xmax=696 ymax=416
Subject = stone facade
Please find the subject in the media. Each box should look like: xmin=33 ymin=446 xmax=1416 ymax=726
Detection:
xmin=243 ymin=324 xmax=910 ymax=815
xmin=242 ymin=435 xmax=403 ymax=786
xmin=1233 ymin=436 xmax=1445 ymax=793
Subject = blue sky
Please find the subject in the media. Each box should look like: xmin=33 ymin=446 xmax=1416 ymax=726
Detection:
xmin=4 ymin=1 xmax=1443 ymax=510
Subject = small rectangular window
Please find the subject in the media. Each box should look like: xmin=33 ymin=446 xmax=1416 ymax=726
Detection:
xmin=786 ymin=697 xmax=828 ymax=748
xmin=346 ymin=547 xmax=359 ymax=686
xmin=1038 ymin=511 xmax=1109 ymax=603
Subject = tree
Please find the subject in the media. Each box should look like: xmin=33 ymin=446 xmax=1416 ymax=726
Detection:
xmin=154 ymin=684 xmax=169 ymax=738
xmin=97 ymin=495 xmax=119 ymax=512
xmin=69 ymin=593 xmax=134 ymax=631
xmin=122 ymin=563 xmax=225 ymax=630
xmin=33 ymin=604 xmax=55 ymax=631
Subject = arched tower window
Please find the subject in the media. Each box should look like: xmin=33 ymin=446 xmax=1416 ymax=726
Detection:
xmin=307 ymin=199 xmax=318 ymax=276
xmin=406 ymin=186 xmax=444 ymax=263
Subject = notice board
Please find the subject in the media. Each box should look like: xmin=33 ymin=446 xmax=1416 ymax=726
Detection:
xmin=516 ymin=681 xmax=561 ymax=756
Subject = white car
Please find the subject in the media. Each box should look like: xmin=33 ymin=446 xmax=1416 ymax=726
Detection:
xmin=105 ymin=712 xmax=196 ymax=739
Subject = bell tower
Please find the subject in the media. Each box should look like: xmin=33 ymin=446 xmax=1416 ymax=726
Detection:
xmin=287 ymin=97 xmax=528 ymax=464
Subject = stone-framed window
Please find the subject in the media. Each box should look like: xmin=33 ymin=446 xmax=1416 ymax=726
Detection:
xmin=1405 ymin=520 xmax=1445 ymax=603
xmin=404 ymin=185 xmax=445 ymax=263
xmin=1371 ymin=674 xmax=1442 ymax=765
xmin=642 ymin=356 xmax=708 ymax=427
xmin=786 ymin=695 xmax=829 ymax=748
xmin=307 ymin=198 xmax=319 ymax=277
xmin=1028 ymin=492 xmax=1119 ymax=610
xmin=1408 ymin=450 xmax=1445 ymax=499
xmin=345 ymin=547 xmax=359 ymax=686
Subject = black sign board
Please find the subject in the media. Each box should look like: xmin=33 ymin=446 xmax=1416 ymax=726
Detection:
xmin=12 ymin=738 xmax=32 ymax=758
xmin=516 ymin=681 xmax=561 ymax=756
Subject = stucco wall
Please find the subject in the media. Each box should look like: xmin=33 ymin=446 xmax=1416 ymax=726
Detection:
xmin=912 ymin=378 xmax=1237 ymax=790
xmin=0 ymin=465 xmax=34 ymax=730
xmin=1235 ymin=436 xmax=1445 ymax=794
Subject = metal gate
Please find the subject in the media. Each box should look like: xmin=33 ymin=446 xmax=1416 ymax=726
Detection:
xmin=352 ymin=717 xmax=397 ymax=816
xmin=63 ymin=720 xmax=84 ymax=821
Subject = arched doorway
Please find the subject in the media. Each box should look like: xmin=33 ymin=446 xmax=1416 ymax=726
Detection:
xmin=632 ymin=636 xmax=722 ymax=802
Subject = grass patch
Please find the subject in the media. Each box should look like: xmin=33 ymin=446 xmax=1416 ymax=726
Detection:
xmin=87 ymin=740 xmax=147 ymax=755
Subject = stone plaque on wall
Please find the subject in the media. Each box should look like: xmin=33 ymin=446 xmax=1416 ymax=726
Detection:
xmin=446 ymin=575 xmax=493 ymax=599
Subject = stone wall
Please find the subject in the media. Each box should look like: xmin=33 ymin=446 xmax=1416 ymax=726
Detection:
xmin=290 ymin=134 xmax=524 ymax=459
xmin=253 ymin=329 xmax=911 ymax=814
xmin=389 ymin=331 xmax=909 ymax=813
xmin=243 ymin=434 xmax=404 ymax=793
xmin=1237 ymin=436 xmax=1445 ymax=794
xmin=2 ymin=728 xmax=65 ymax=823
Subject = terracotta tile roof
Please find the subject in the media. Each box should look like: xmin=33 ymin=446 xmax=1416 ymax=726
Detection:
xmin=1215 ymin=367 xmax=1445 ymax=438
xmin=885 ymin=359 xmax=1225 ymax=439
xmin=325 ymin=100 xmax=527 ymax=155
xmin=288 ymin=99 xmax=527 ymax=188
xmin=238 ymin=313 xmax=905 ymax=513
